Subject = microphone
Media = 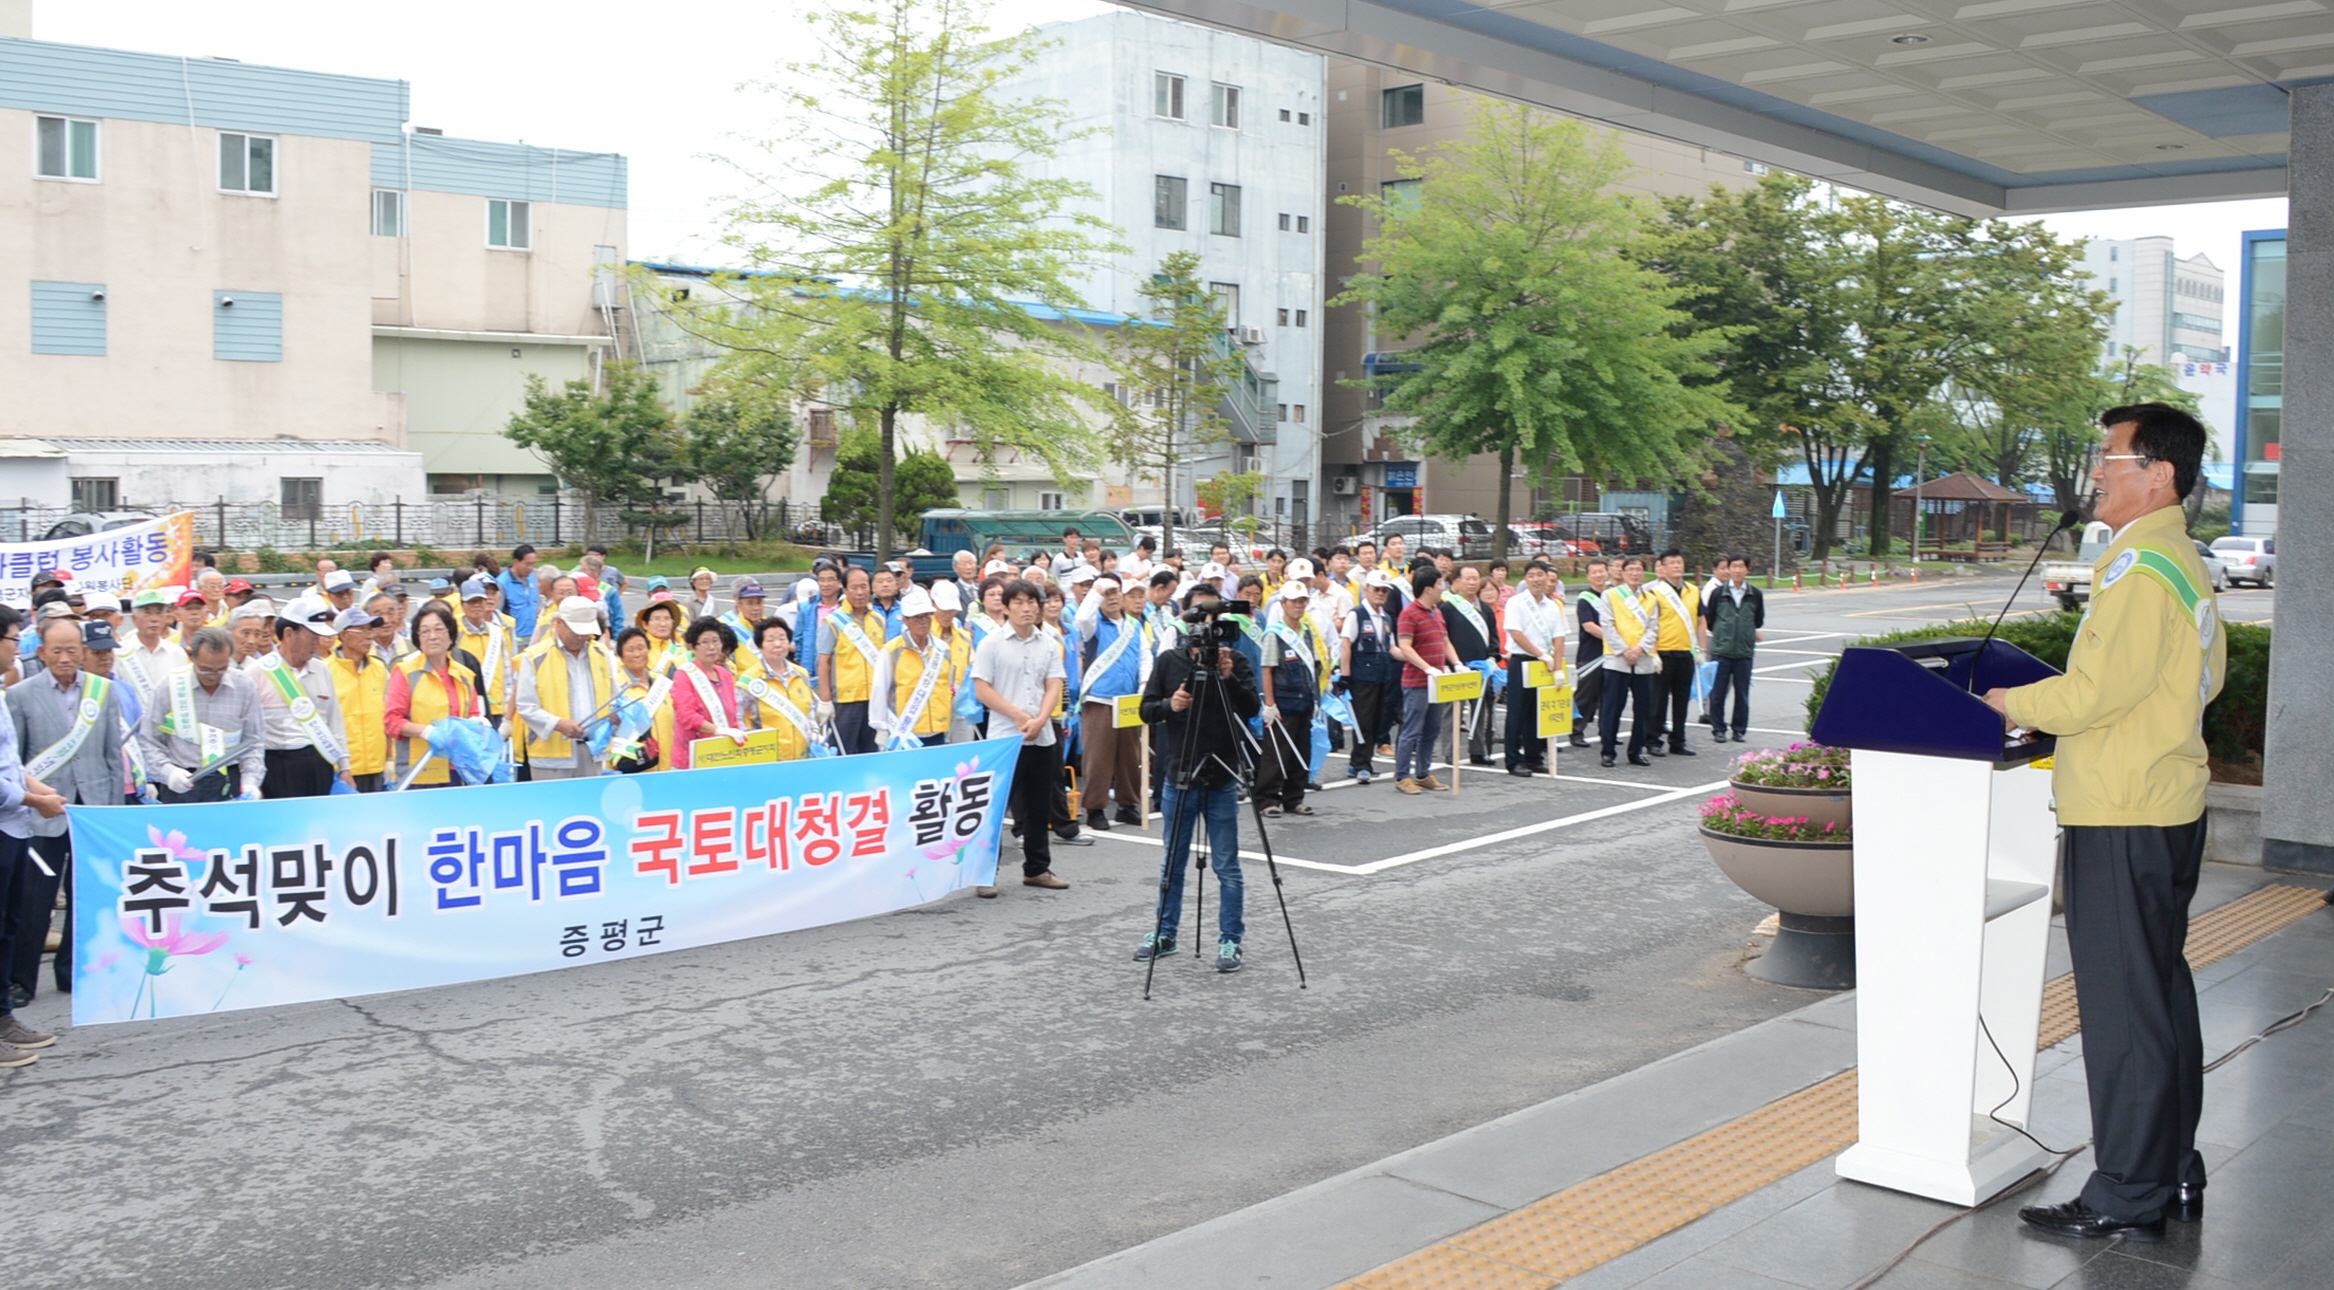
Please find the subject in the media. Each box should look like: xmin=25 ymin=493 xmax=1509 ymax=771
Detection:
xmin=1969 ymin=502 xmax=2089 ymax=691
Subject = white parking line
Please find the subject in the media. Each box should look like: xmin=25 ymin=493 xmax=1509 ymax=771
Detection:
xmin=1753 ymin=658 xmax=1831 ymax=675
xmin=1552 ymin=774 xmax=1691 ymax=793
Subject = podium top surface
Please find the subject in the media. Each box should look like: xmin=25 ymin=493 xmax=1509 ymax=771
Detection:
xmin=1809 ymin=637 xmax=2059 ymax=765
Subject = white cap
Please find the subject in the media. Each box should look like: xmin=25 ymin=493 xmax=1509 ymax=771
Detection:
xmin=1284 ymin=558 xmax=1315 ymax=580
xmin=277 ymin=594 xmax=341 ymax=637
xmin=555 ymin=595 xmax=604 ymax=636
xmin=82 ymin=591 xmax=122 ymax=613
xmin=1364 ymin=570 xmax=1399 ymax=590
xmin=898 ymin=587 xmax=936 ymax=617
xmin=1278 ymin=582 xmax=1312 ymax=602
xmin=983 ymin=559 xmax=1016 ymax=577
xmin=928 ymin=580 xmax=962 ymax=612
xmin=794 ymin=578 xmax=818 ymax=603
xmin=321 ymin=569 xmax=357 ymax=593
xmin=1062 ymin=564 xmax=1098 ymax=586
xmin=1199 ymin=561 xmax=1227 ymax=579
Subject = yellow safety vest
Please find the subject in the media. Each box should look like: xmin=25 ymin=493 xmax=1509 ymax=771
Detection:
xmin=883 ymin=634 xmax=955 ymax=737
xmin=520 ymin=638 xmax=614 ymax=761
xmin=827 ymin=607 xmax=885 ymax=703
xmin=326 ymin=652 xmax=389 ymax=776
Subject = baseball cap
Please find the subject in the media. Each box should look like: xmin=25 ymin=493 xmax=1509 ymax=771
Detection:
xmin=897 ymin=587 xmax=935 ymax=618
xmin=335 ymin=606 xmax=383 ymax=630
xmin=1285 ymin=558 xmax=1316 ymax=580
xmin=278 ymin=595 xmax=340 ymax=637
xmin=225 ymin=578 xmax=255 ymax=595
xmin=80 ymin=620 xmax=119 ymax=651
xmin=793 ymin=578 xmax=817 ymax=603
xmin=1278 ymin=583 xmax=1312 ymax=602
xmin=689 ymin=566 xmax=715 ymax=583
xmin=460 ymin=576 xmax=492 ymax=601
xmin=928 ymin=580 xmax=961 ymax=612
xmin=555 ymin=595 xmax=604 ymax=636
xmin=82 ymin=591 xmax=121 ymax=614
xmin=427 ymin=577 xmax=453 ymax=592
xmin=1364 ymin=570 xmax=1398 ymax=590
xmin=175 ymin=588 xmax=207 ymax=607
xmin=574 ymin=573 xmax=600 ymax=601
xmin=230 ymin=600 xmax=276 ymax=622
xmin=31 ymin=568 xmax=69 ymax=588
xmin=322 ymin=569 xmax=357 ymax=593
xmin=1062 ymin=565 xmax=1098 ymax=587
xmin=36 ymin=601 xmax=79 ymax=622
xmin=735 ymin=580 xmax=766 ymax=600
xmin=1199 ymin=561 xmax=1227 ymax=579
xmin=132 ymin=588 xmax=171 ymax=609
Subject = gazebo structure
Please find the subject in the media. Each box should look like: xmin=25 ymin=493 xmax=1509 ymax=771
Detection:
xmin=1894 ymin=471 xmax=2025 ymax=555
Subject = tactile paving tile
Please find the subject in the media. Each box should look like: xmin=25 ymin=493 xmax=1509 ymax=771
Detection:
xmin=1446 ymin=1209 xmax=1638 ymax=1279
xmin=1603 ymin=1146 xmax=1784 ymax=1207
xmin=1351 ymin=1243 xmax=1558 ymax=1290
xmin=2037 ymin=884 xmax=2325 ymax=1050
xmin=1680 ymin=1117 xmax=1849 ymax=1175
xmin=1529 ymin=1174 xmax=1715 ymax=1241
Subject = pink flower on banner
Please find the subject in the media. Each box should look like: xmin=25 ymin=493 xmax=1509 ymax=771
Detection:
xmin=145 ymin=825 xmax=206 ymax=866
xmin=122 ymin=912 xmax=229 ymax=972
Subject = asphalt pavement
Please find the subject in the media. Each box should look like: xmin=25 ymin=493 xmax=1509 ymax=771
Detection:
xmin=3 ymin=570 xmax=2274 ymax=1290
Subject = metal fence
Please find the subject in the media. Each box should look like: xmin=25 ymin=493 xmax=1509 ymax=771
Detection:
xmin=0 ymin=494 xmax=866 ymax=554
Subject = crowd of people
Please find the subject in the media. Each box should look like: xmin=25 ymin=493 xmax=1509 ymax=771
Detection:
xmin=0 ymin=526 xmax=1769 ymax=1062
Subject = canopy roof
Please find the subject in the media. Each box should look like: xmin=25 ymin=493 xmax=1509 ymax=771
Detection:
xmin=1895 ymin=471 xmax=2027 ymax=502
xmin=1124 ymin=0 xmax=2302 ymax=215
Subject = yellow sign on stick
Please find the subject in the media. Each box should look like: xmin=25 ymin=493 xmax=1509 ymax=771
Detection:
xmin=1114 ymin=692 xmax=1145 ymax=729
xmin=1429 ymin=669 xmax=1485 ymax=704
xmin=691 ymin=727 xmax=783 ymax=769
xmin=1537 ymin=684 xmax=1576 ymax=739
xmin=1523 ymin=659 xmax=1560 ymax=689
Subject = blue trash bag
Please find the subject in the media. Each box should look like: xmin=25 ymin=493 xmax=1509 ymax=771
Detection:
xmin=1692 ymin=659 xmax=1719 ymax=702
xmin=1308 ymin=709 xmax=1330 ymax=779
xmin=439 ymin=717 xmax=508 ymax=786
xmin=328 ymin=777 xmax=358 ymax=796
xmin=952 ymin=680 xmax=985 ymax=725
xmin=1472 ymin=657 xmax=1504 ymax=697
xmin=1317 ymin=688 xmax=1356 ymax=729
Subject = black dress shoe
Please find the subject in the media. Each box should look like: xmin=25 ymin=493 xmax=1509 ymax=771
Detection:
xmin=1115 ymin=808 xmax=1142 ymax=825
xmin=1508 ymin=765 xmax=1534 ymax=778
xmin=2173 ymin=1183 xmax=2203 ymax=1222
xmin=1567 ymin=733 xmax=1590 ymax=748
xmin=1087 ymin=810 xmax=1111 ymax=832
xmin=5 ymin=984 xmax=28 ymax=1009
xmin=1469 ymin=755 xmax=1495 ymax=767
xmin=1669 ymin=745 xmax=1697 ymax=756
xmin=1628 ymin=754 xmax=1651 ymax=767
xmin=2017 ymin=1199 xmax=2164 ymax=1242
xmin=1599 ymin=754 xmax=1616 ymax=768
xmin=1646 ymin=745 xmax=1666 ymax=757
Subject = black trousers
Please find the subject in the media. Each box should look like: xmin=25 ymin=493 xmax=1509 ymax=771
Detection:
xmin=1707 ymin=656 xmax=1754 ymax=736
xmin=157 ymin=765 xmax=241 ymax=804
xmin=1254 ymin=710 xmax=1312 ymax=809
xmin=1655 ymin=649 xmax=1696 ymax=750
xmin=1504 ymin=658 xmax=1547 ymax=769
xmin=262 ymin=745 xmax=337 ymax=799
xmin=0 ymin=833 xmax=30 ymax=1017
xmin=1004 ymin=740 xmax=1058 ymax=878
xmin=1345 ymin=683 xmax=1393 ymax=773
xmin=1572 ymin=663 xmax=1605 ymax=740
xmin=1599 ymin=668 xmax=1658 ymax=758
xmin=2063 ymin=819 xmax=2209 ymax=1221
xmin=7 ymin=833 xmax=71 ymax=998
xmin=833 ymin=700 xmax=877 ymax=756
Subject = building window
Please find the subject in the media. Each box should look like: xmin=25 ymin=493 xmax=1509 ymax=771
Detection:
xmin=218 ymin=132 xmax=276 ymax=194
xmin=2109 ymin=278 xmax=2118 ymax=292
xmin=807 ymin=408 xmax=837 ymax=443
xmin=1383 ymin=84 xmax=1425 ymax=128
xmin=31 ymin=281 xmax=107 ymax=356
xmin=1038 ymin=490 xmax=1066 ymax=511
xmin=1381 ymin=178 xmax=1423 ymax=217
xmin=35 ymin=116 xmax=99 ymax=181
xmin=371 ymin=189 xmax=405 ymax=237
xmin=1278 ymin=403 xmax=1289 ymax=421
xmin=1212 ymin=83 xmax=1241 ymax=129
xmin=1277 ymin=307 xmax=1290 ymax=325
xmin=1153 ymin=174 xmax=1187 ymax=230
xmin=1279 ymin=108 xmax=1291 ymax=122
xmin=1155 ymin=72 xmax=1185 ymax=120
xmin=213 ymin=290 xmax=284 ymax=362
xmin=1209 ymin=182 xmax=1241 ymax=237
xmin=982 ymin=488 xmax=1010 ymax=510
xmin=2109 ymin=247 xmax=2119 ymax=261
xmin=487 ymin=198 xmax=532 ymax=250
xmin=280 ymin=478 xmax=322 ymax=522
xmin=1296 ymin=215 xmax=1310 ymax=233
xmin=1292 ymin=404 xmax=1307 ymax=423
xmin=1743 ymin=159 xmax=1769 ymax=175
xmin=1210 ymin=282 xmax=1240 ymax=327
xmin=1295 ymin=309 xmax=1308 ymax=327
xmin=1298 ymin=111 xmax=1311 ymax=126
xmin=1278 ymin=212 xmax=1291 ymax=231
xmin=70 ymin=478 xmax=118 ymax=511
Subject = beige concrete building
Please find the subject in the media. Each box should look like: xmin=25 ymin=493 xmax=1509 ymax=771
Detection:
xmin=1321 ymin=64 xmax=1753 ymax=540
xmin=0 ymin=29 xmax=624 ymax=514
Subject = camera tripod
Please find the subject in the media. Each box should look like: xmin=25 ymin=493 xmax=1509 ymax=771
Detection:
xmin=1140 ymin=637 xmax=1308 ymax=1000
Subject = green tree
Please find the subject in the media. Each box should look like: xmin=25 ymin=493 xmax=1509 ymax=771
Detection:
xmin=500 ymin=363 xmax=681 ymax=534
xmin=822 ymin=429 xmax=960 ymax=543
xmin=1946 ymin=228 xmax=2113 ymax=496
xmin=1107 ymin=251 xmax=1242 ymax=555
xmin=2032 ymin=348 xmax=2208 ymax=532
xmin=1195 ymin=469 xmax=1263 ymax=536
xmin=680 ymin=0 xmax=1121 ymax=560
xmin=1336 ymin=100 xmax=1737 ymax=561
xmin=680 ymin=388 xmax=800 ymax=540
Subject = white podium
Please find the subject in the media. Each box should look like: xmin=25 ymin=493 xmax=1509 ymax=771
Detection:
xmin=1809 ymin=638 xmax=2065 ymax=1206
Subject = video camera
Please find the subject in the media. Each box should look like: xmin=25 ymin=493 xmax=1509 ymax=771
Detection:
xmin=1178 ymin=598 xmax=1253 ymax=652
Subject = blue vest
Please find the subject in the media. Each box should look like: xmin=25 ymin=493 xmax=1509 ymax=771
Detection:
xmin=1081 ymin=616 xmax=1145 ymax=701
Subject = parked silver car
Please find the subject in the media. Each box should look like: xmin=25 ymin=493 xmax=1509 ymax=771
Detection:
xmin=2208 ymin=535 xmax=2275 ymax=588
xmin=1367 ymin=514 xmax=1495 ymax=561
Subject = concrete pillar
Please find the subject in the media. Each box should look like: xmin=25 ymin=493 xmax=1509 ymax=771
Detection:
xmin=2261 ymin=82 xmax=2333 ymax=872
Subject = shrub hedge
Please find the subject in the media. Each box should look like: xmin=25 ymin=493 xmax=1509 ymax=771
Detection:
xmin=1803 ymin=611 xmax=2270 ymax=770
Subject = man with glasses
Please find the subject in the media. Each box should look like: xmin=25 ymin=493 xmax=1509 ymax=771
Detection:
xmin=1983 ymin=404 xmax=2224 ymax=1243
xmin=139 ymin=626 xmax=266 ymax=803
xmin=7 ymin=616 xmax=125 ymax=1006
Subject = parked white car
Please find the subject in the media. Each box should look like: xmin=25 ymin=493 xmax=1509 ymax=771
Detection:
xmin=2191 ymin=540 xmax=2231 ymax=593
xmin=2209 ymin=535 xmax=2275 ymax=588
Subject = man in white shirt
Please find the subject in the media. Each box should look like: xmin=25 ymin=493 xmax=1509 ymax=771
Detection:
xmin=118 ymin=588 xmax=188 ymax=705
xmin=971 ymin=579 xmax=1068 ymax=896
xmin=248 ymin=596 xmax=354 ymax=798
xmin=1502 ymin=560 xmax=1568 ymax=777
xmin=515 ymin=596 xmax=616 ymax=780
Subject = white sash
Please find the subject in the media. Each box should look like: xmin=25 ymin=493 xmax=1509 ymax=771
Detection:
xmin=25 ymin=673 xmax=109 ymax=780
xmin=1446 ymin=594 xmax=1490 ymax=646
xmin=476 ymin=620 xmax=505 ymax=690
xmin=888 ymin=639 xmax=946 ymax=744
xmin=162 ymin=664 xmax=200 ymax=740
xmin=1269 ymin=619 xmax=1317 ymax=676
xmin=678 ymin=660 xmax=744 ymax=741
xmin=261 ymin=655 xmax=346 ymax=766
xmin=1086 ymin=616 xmax=1142 ymax=689
xmin=1605 ymin=587 xmax=1652 ymax=652
xmin=745 ymin=668 xmax=818 ymax=743
xmin=1646 ymin=581 xmax=1699 ymax=658
xmin=833 ymin=611 xmax=880 ymax=664
xmin=117 ymin=649 xmax=154 ymax=698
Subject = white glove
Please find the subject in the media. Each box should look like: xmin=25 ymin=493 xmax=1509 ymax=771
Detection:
xmin=814 ymin=700 xmax=836 ymax=723
xmin=1260 ymin=704 xmax=1280 ymax=726
xmin=159 ymin=765 xmax=194 ymax=794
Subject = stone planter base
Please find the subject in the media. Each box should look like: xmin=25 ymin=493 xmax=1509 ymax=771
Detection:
xmin=1749 ymin=912 xmax=1856 ymax=991
xmin=1728 ymin=780 xmax=1851 ymax=831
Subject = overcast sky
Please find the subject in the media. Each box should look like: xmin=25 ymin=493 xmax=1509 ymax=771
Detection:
xmin=39 ymin=0 xmax=2288 ymax=285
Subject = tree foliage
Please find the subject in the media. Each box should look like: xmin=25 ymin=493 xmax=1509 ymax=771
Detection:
xmin=675 ymin=0 xmax=1121 ymax=560
xmin=1107 ymin=251 xmax=1242 ymax=555
xmin=1334 ymin=100 xmax=1737 ymax=560
xmin=822 ymin=429 xmax=960 ymax=542
xmin=681 ymin=387 xmax=800 ymax=540
xmin=1195 ymin=469 xmax=1262 ymax=535
xmin=501 ymin=364 xmax=681 ymax=523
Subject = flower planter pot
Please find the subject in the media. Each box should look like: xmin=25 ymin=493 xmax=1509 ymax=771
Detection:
xmin=1727 ymin=780 xmax=1851 ymax=831
xmin=1701 ymin=828 xmax=1856 ymax=991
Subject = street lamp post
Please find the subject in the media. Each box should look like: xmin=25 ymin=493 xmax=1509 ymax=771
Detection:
xmin=1912 ymin=433 xmax=1931 ymax=558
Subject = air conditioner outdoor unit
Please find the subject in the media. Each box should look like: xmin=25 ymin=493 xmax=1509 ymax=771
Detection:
xmin=1331 ymin=476 xmax=1358 ymax=496
xmin=1238 ymin=325 xmax=1265 ymax=345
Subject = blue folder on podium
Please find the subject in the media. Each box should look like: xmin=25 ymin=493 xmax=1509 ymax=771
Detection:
xmin=1810 ymin=637 xmax=2060 ymax=765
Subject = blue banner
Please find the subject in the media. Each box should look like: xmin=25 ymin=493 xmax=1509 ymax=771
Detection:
xmin=70 ymin=735 xmax=1025 ymax=1025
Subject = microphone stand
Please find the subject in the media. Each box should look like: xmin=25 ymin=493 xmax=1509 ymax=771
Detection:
xmin=1969 ymin=501 xmax=2090 ymax=693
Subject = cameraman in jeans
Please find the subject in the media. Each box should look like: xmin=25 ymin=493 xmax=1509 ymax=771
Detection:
xmin=1134 ymin=585 xmax=1261 ymax=973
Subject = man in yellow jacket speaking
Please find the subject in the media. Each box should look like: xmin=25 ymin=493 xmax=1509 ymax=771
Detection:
xmin=1984 ymin=403 xmax=2225 ymax=1243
